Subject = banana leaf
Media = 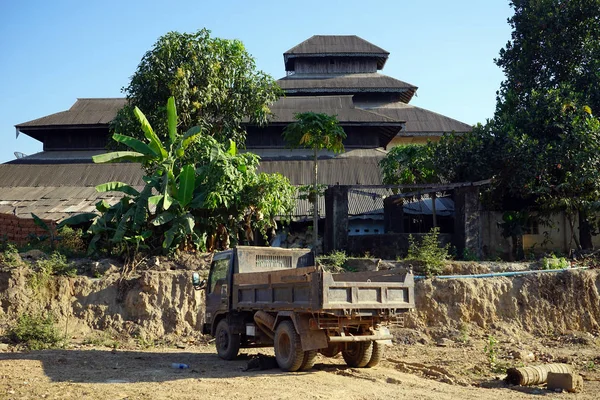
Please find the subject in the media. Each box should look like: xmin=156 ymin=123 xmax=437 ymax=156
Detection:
xmin=112 ymin=133 xmax=158 ymax=157
xmin=95 ymin=182 xmax=140 ymax=196
xmin=92 ymin=151 xmax=147 ymax=164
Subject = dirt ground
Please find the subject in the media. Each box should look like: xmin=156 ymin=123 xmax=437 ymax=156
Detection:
xmin=1 ymin=330 xmax=598 ymax=400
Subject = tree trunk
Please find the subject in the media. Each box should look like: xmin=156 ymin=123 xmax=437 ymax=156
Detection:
xmin=511 ymin=234 xmax=524 ymax=261
xmin=579 ymin=209 xmax=593 ymax=250
xmin=313 ymin=148 xmax=319 ymax=255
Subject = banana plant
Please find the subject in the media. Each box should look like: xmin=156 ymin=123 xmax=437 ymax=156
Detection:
xmin=74 ymin=97 xmax=204 ymax=253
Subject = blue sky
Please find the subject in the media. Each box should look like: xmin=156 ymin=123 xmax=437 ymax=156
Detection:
xmin=0 ymin=0 xmax=513 ymax=164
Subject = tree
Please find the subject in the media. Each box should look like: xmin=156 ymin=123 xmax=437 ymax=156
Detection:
xmin=283 ymin=112 xmax=346 ymax=253
xmin=379 ymin=145 xmax=438 ymax=187
xmin=495 ymin=0 xmax=600 ymax=249
xmin=64 ymin=97 xmax=295 ymax=256
xmin=111 ymin=29 xmax=282 ymax=150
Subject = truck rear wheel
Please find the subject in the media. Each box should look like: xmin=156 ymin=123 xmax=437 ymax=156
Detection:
xmin=274 ymin=321 xmax=304 ymax=372
xmin=319 ymin=343 xmax=340 ymax=358
xmin=342 ymin=341 xmax=373 ymax=368
xmin=300 ymin=350 xmax=318 ymax=371
xmin=215 ymin=319 xmax=240 ymax=360
xmin=366 ymin=341 xmax=384 ymax=367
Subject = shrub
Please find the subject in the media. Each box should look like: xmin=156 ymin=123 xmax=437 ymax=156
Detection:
xmin=7 ymin=312 xmax=63 ymax=350
xmin=57 ymin=226 xmax=86 ymax=257
xmin=0 ymin=243 xmax=22 ymax=267
xmin=30 ymin=252 xmax=78 ymax=291
xmin=317 ymin=250 xmax=348 ymax=269
xmin=406 ymin=227 xmax=449 ymax=276
xmin=539 ymin=254 xmax=569 ymax=270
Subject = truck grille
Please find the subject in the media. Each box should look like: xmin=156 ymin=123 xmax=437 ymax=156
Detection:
xmin=255 ymin=255 xmax=292 ymax=270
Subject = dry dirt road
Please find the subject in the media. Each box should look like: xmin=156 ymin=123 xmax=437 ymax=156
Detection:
xmin=1 ymin=342 xmax=598 ymax=400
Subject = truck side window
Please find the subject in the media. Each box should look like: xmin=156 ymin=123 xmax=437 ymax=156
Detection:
xmin=209 ymin=258 xmax=229 ymax=293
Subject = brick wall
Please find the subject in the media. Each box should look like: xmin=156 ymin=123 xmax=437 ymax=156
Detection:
xmin=0 ymin=213 xmax=56 ymax=246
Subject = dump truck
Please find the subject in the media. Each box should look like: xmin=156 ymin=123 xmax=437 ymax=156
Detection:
xmin=193 ymin=246 xmax=415 ymax=371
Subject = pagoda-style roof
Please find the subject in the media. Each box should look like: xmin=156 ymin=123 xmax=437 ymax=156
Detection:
xmin=16 ymin=98 xmax=126 ymax=129
xmin=278 ymin=73 xmax=417 ymax=103
xmin=284 ymin=35 xmax=389 ymax=71
xmin=269 ymin=95 xmax=402 ymax=125
xmin=368 ymin=102 xmax=472 ymax=135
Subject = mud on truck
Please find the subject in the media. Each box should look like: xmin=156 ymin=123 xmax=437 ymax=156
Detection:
xmin=193 ymin=246 xmax=415 ymax=372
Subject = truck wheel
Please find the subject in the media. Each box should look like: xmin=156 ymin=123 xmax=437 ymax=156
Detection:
xmin=274 ymin=321 xmax=304 ymax=372
xmin=300 ymin=350 xmax=318 ymax=371
xmin=342 ymin=341 xmax=373 ymax=368
xmin=215 ymin=319 xmax=240 ymax=360
xmin=319 ymin=343 xmax=340 ymax=358
xmin=366 ymin=341 xmax=384 ymax=367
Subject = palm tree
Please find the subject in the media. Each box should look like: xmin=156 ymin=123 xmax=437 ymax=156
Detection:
xmin=283 ymin=112 xmax=346 ymax=253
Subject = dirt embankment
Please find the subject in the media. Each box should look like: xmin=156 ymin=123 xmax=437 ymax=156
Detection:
xmin=0 ymin=259 xmax=207 ymax=340
xmin=406 ymin=269 xmax=600 ymax=336
xmin=1 ymin=258 xmax=599 ymax=344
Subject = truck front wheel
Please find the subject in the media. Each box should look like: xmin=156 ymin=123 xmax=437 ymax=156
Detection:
xmin=215 ymin=319 xmax=240 ymax=360
xmin=274 ymin=321 xmax=304 ymax=372
xmin=342 ymin=341 xmax=373 ymax=368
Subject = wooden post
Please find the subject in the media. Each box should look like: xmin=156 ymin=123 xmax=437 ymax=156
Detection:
xmin=431 ymin=192 xmax=437 ymax=229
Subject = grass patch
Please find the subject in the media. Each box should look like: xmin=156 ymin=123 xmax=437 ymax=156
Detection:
xmin=6 ymin=312 xmax=63 ymax=350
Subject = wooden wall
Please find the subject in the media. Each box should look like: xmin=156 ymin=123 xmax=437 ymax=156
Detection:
xmin=293 ymin=57 xmax=378 ymax=74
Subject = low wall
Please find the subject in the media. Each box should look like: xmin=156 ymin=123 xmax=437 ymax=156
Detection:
xmin=0 ymin=213 xmax=55 ymax=246
xmin=347 ymin=233 xmax=453 ymax=259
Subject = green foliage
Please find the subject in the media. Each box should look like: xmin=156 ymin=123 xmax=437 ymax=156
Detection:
xmin=406 ymin=228 xmax=449 ymax=276
xmin=539 ymin=254 xmax=570 ymax=270
xmin=0 ymin=243 xmax=22 ymax=267
xmin=283 ymin=112 xmax=346 ymax=253
xmin=70 ymin=97 xmax=295 ymax=256
xmin=7 ymin=312 xmax=63 ymax=350
xmin=283 ymin=112 xmax=347 ymax=154
xmin=317 ymin=250 xmax=348 ymax=269
xmin=380 ymin=145 xmax=439 ymax=187
xmin=484 ymin=335 xmax=499 ymax=372
xmin=30 ymin=252 xmax=77 ymax=292
xmin=111 ymin=29 xmax=281 ymax=149
xmin=83 ymin=330 xmax=121 ymax=349
xmin=56 ymin=226 xmax=86 ymax=257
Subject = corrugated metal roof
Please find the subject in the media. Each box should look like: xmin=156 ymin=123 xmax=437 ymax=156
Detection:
xmin=285 ymin=35 xmax=389 ymax=56
xmin=269 ymin=95 xmax=404 ymax=125
xmin=363 ymin=102 xmax=473 ymax=134
xmin=257 ymin=158 xmax=383 ymax=186
xmin=7 ymin=150 xmax=106 ymax=164
xmin=0 ymin=164 xmax=145 ymax=187
xmin=278 ymin=73 xmax=417 ymax=94
xmin=0 ymin=186 xmax=129 ymax=221
xmin=284 ymin=35 xmax=389 ymax=70
xmin=243 ymin=147 xmax=388 ymax=160
xmin=16 ymin=98 xmax=126 ymax=128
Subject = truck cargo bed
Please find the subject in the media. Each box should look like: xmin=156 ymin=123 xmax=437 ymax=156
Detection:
xmin=232 ymin=266 xmax=414 ymax=315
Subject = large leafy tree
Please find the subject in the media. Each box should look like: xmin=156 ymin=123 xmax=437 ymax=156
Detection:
xmin=111 ymin=29 xmax=282 ymax=149
xmin=283 ymin=112 xmax=346 ymax=253
xmin=494 ymin=0 xmax=600 ymax=249
xmin=66 ymin=97 xmax=295 ymax=256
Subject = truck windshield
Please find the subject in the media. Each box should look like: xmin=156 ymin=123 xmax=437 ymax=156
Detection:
xmin=209 ymin=258 xmax=229 ymax=293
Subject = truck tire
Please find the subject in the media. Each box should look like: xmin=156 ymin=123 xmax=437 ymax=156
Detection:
xmin=274 ymin=321 xmax=304 ymax=372
xmin=300 ymin=350 xmax=318 ymax=371
xmin=319 ymin=343 xmax=340 ymax=358
xmin=215 ymin=319 xmax=240 ymax=360
xmin=366 ymin=341 xmax=384 ymax=367
xmin=342 ymin=341 xmax=373 ymax=368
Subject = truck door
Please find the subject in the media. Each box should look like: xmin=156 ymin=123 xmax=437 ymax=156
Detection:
xmin=205 ymin=253 xmax=232 ymax=328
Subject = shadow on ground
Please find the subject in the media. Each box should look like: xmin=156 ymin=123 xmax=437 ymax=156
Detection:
xmin=0 ymin=348 xmax=322 ymax=384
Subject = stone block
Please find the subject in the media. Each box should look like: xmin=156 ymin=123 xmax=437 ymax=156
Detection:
xmin=547 ymin=372 xmax=583 ymax=393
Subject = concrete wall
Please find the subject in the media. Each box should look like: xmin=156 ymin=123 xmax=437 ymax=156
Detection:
xmin=480 ymin=211 xmax=600 ymax=257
